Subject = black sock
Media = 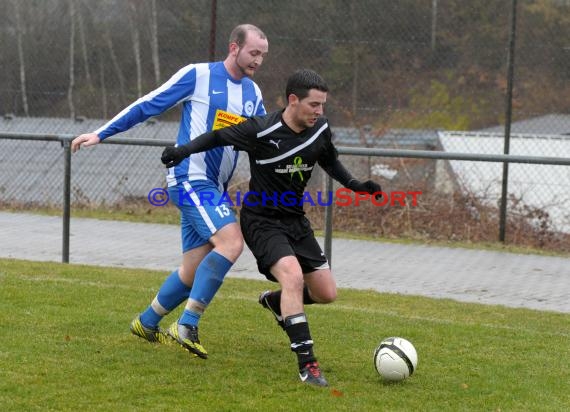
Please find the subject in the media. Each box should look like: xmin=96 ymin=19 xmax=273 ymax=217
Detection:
xmin=284 ymin=313 xmax=316 ymax=369
xmin=268 ymin=286 xmax=315 ymax=315
xmin=302 ymin=286 xmax=316 ymax=305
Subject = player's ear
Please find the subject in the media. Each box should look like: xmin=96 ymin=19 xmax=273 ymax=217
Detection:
xmin=229 ymin=42 xmax=239 ymax=56
xmin=287 ymin=93 xmax=300 ymax=106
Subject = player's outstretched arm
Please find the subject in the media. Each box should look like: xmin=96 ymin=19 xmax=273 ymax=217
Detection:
xmin=71 ymin=133 xmax=101 ymax=153
xmin=346 ymin=179 xmax=383 ymax=200
xmin=323 ymin=157 xmax=382 ymax=200
xmin=161 ymin=131 xmax=225 ymax=168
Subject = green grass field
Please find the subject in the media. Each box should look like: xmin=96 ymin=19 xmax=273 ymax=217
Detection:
xmin=1 ymin=258 xmax=569 ymax=411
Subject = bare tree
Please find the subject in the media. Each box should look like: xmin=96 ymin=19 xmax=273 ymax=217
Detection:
xmin=68 ymin=0 xmax=76 ymax=119
xmin=98 ymin=56 xmax=108 ymax=118
xmin=103 ymin=26 xmax=126 ymax=105
xmin=76 ymin=0 xmax=93 ymax=90
xmin=149 ymin=0 xmax=160 ymax=85
xmin=12 ymin=0 xmax=29 ymax=116
xmin=128 ymin=0 xmax=142 ymax=97
xmin=350 ymin=1 xmax=359 ymax=125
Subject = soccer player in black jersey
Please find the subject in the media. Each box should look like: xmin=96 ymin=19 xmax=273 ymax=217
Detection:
xmin=161 ymin=69 xmax=381 ymax=386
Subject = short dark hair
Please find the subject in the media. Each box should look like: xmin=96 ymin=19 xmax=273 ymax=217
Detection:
xmin=285 ymin=69 xmax=329 ymax=101
xmin=229 ymin=24 xmax=267 ymax=48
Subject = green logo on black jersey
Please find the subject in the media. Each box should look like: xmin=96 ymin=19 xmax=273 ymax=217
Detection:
xmin=291 ymin=156 xmax=305 ymax=181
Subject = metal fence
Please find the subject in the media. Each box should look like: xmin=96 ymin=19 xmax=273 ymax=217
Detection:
xmin=1 ymin=1 xmax=570 ymax=258
xmin=2 ymin=133 xmax=569 ymax=263
xmin=1 ymin=0 xmax=569 ymax=131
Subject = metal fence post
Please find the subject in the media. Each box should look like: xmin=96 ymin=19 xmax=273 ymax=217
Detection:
xmin=324 ymin=173 xmax=333 ymax=267
xmin=62 ymin=137 xmax=72 ymax=263
xmin=499 ymin=0 xmax=518 ymax=242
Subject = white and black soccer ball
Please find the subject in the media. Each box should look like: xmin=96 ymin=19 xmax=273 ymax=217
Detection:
xmin=373 ymin=337 xmax=418 ymax=381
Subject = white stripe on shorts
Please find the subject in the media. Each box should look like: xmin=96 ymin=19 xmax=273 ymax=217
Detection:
xmin=182 ymin=181 xmax=217 ymax=234
xmin=314 ymin=262 xmax=330 ymax=270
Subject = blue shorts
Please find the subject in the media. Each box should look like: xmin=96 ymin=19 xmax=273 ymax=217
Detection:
xmin=169 ymin=181 xmax=237 ymax=253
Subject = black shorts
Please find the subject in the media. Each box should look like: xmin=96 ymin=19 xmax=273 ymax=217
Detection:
xmin=239 ymin=210 xmax=329 ymax=282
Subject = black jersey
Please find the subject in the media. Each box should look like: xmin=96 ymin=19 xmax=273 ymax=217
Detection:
xmin=214 ymin=110 xmax=341 ymax=216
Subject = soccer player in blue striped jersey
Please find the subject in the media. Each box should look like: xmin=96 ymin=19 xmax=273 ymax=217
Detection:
xmin=71 ymin=24 xmax=269 ymax=358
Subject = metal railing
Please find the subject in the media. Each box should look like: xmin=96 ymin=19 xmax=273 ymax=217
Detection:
xmin=2 ymin=132 xmax=570 ymax=264
xmin=322 ymin=146 xmax=570 ymax=265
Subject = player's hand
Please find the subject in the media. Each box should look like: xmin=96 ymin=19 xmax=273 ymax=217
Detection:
xmin=348 ymin=179 xmax=383 ymax=200
xmin=71 ymin=133 xmax=100 ymax=153
xmin=161 ymin=146 xmax=188 ymax=168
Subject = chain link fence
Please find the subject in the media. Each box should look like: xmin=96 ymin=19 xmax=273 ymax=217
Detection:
xmin=1 ymin=0 xmax=569 ymax=251
xmin=2 ymin=0 xmax=569 ymax=128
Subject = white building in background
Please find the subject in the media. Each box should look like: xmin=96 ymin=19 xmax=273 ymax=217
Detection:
xmin=437 ymin=119 xmax=570 ymax=233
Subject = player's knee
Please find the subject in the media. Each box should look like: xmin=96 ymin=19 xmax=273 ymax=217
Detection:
xmin=177 ymin=265 xmax=195 ymax=286
xmin=226 ymin=235 xmax=244 ymax=260
xmin=211 ymin=224 xmax=244 ymax=261
xmin=316 ymin=286 xmax=337 ymax=304
xmin=216 ymin=236 xmax=243 ymax=262
xmin=326 ymin=288 xmax=338 ymax=303
xmin=280 ymin=272 xmax=305 ymax=292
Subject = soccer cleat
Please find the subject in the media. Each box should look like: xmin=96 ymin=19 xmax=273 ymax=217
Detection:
xmin=166 ymin=322 xmax=208 ymax=359
xmin=130 ymin=316 xmax=169 ymax=344
xmin=258 ymin=290 xmax=285 ymax=329
xmin=299 ymin=361 xmax=329 ymax=387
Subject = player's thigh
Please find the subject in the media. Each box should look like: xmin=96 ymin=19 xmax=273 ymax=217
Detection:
xmin=303 ymin=268 xmax=337 ymax=303
xmin=293 ymin=221 xmax=330 ymax=275
xmin=294 ymin=230 xmax=336 ymax=302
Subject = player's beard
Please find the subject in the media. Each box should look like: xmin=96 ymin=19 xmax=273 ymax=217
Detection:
xmin=235 ymin=49 xmax=255 ymax=78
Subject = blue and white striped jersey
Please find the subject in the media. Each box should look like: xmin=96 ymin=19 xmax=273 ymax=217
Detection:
xmin=94 ymin=61 xmax=266 ymax=190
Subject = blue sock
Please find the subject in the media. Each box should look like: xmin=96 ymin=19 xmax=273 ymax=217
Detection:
xmin=140 ymin=269 xmax=191 ymax=328
xmin=180 ymin=308 xmax=201 ymax=327
xmin=179 ymin=251 xmax=232 ymax=327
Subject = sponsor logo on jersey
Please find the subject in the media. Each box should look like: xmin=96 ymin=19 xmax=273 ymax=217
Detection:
xmin=212 ymin=109 xmax=246 ymax=130
xmin=273 ymin=156 xmax=312 ymax=181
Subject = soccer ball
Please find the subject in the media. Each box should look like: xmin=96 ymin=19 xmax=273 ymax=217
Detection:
xmin=373 ymin=337 xmax=418 ymax=381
